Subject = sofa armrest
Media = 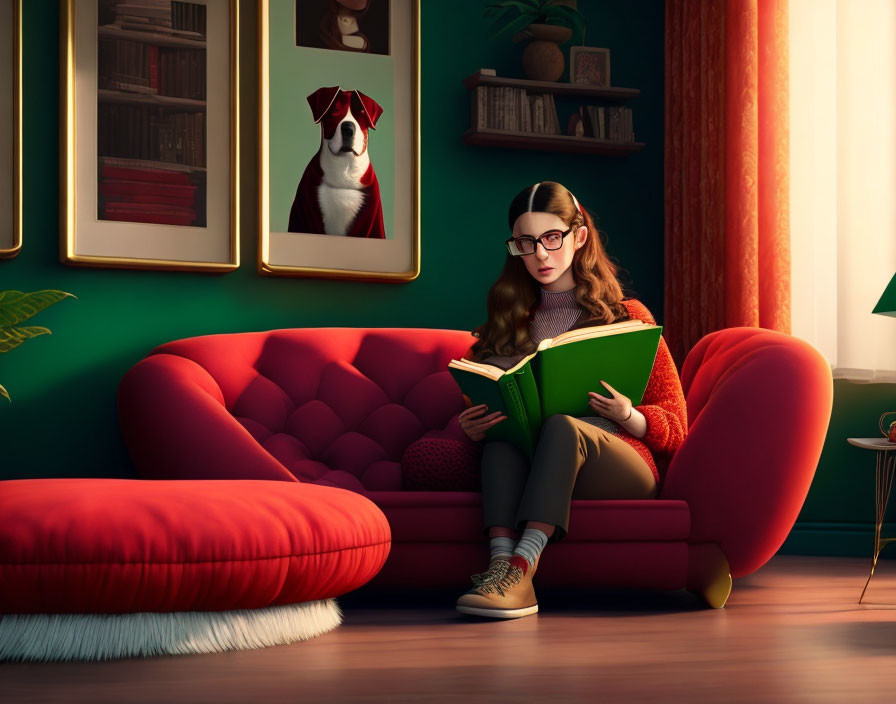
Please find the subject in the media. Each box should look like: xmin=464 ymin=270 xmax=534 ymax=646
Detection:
xmin=117 ymin=353 xmax=297 ymax=482
xmin=660 ymin=328 xmax=832 ymax=577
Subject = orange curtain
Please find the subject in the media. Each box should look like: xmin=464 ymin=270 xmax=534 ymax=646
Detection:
xmin=664 ymin=0 xmax=790 ymax=368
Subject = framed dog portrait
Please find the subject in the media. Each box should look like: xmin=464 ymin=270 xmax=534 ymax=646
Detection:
xmin=570 ymin=46 xmax=611 ymax=87
xmin=61 ymin=0 xmax=239 ymax=272
xmin=0 ymin=0 xmax=20 ymax=259
xmin=259 ymin=0 xmax=420 ymax=282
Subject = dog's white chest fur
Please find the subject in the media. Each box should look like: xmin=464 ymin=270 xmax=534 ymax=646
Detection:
xmin=317 ymin=183 xmax=365 ymax=237
xmin=316 ymin=121 xmax=370 ymax=236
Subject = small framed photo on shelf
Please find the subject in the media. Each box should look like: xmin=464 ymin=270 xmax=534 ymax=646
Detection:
xmin=570 ymin=46 xmax=611 ymax=87
xmin=61 ymin=0 xmax=239 ymax=272
xmin=0 ymin=0 xmax=20 ymax=259
xmin=258 ymin=0 xmax=420 ymax=282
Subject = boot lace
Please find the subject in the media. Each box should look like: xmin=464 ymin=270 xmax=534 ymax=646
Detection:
xmin=470 ymin=559 xmax=510 ymax=586
xmin=478 ymin=563 xmax=524 ymax=596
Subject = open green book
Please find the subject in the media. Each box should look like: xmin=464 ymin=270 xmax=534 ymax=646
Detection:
xmin=448 ymin=319 xmax=662 ymax=458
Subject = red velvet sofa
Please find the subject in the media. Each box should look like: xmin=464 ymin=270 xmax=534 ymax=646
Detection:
xmin=118 ymin=326 xmax=833 ymax=608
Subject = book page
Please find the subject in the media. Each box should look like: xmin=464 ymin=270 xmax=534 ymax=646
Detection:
xmin=503 ymin=350 xmax=538 ymax=375
xmin=542 ymin=319 xmax=653 ymax=349
xmin=448 ymin=358 xmax=505 ymax=381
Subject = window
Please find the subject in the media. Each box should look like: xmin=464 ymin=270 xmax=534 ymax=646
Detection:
xmin=790 ymin=0 xmax=896 ymax=381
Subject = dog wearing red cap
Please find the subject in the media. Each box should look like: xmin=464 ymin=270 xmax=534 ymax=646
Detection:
xmin=288 ymin=86 xmax=385 ymax=238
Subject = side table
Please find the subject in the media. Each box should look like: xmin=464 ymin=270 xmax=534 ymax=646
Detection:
xmin=847 ymin=437 xmax=896 ymax=603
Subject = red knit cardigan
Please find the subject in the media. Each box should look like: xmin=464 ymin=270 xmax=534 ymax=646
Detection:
xmin=449 ymin=298 xmax=687 ymax=485
xmin=612 ymin=298 xmax=688 ymax=483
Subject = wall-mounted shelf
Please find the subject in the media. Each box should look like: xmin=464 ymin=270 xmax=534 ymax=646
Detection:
xmin=462 ymin=71 xmax=644 ymax=155
xmin=462 ymin=72 xmax=640 ymax=102
xmin=461 ymin=128 xmax=644 ymax=155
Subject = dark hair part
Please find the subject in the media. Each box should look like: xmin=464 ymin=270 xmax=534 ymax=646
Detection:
xmin=469 ymin=181 xmax=628 ymax=362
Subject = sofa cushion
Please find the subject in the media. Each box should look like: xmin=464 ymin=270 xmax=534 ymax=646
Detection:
xmin=368 ymin=491 xmax=691 ymax=544
xmin=401 ymin=433 xmax=482 ymax=491
xmin=0 ymin=478 xmax=391 ymax=614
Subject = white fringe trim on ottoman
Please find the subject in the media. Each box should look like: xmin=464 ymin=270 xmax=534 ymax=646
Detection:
xmin=0 ymin=598 xmax=343 ymax=662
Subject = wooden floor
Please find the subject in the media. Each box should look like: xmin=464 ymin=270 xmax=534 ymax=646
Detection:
xmin=4 ymin=554 xmax=896 ymax=703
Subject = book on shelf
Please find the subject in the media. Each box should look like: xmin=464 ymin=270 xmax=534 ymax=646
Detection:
xmin=544 ymin=94 xmax=560 ymax=135
xmin=99 ymin=178 xmax=197 ymax=200
xmin=605 ymin=106 xmax=634 ymax=142
xmin=531 ymin=95 xmax=544 ymax=133
xmin=172 ymin=0 xmax=208 ymax=35
xmin=99 ymin=155 xmax=196 ymax=173
xmin=99 ymin=37 xmax=206 ymax=100
xmin=111 ymin=1 xmax=207 ymax=37
xmin=98 ymin=104 xmax=205 ymax=167
xmin=102 ymin=202 xmax=197 ymax=226
xmin=581 ymin=105 xmax=633 ymax=142
xmin=98 ymin=162 xmax=199 ymax=226
xmin=505 ymin=87 xmax=513 ymax=130
xmin=469 ymin=87 xmax=633 ymax=142
xmin=474 ymin=85 xmax=487 ymax=129
xmin=447 ymin=319 xmax=662 ymax=457
xmin=521 ymin=89 xmax=531 ymax=132
xmin=100 ymin=163 xmax=191 ymax=184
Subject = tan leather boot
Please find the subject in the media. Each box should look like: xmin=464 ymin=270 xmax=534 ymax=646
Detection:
xmin=456 ymin=555 xmax=539 ymax=619
xmin=470 ymin=556 xmax=511 ymax=586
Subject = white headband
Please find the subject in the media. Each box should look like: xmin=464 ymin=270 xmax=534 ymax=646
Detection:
xmin=527 ymin=183 xmax=540 ymax=212
xmin=527 ymin=182 xmax=584 ymax=215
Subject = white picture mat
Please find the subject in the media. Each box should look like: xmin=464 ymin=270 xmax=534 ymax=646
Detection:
xmin=266 ymin=0 xmax=415 ymax=274
xmin=73 ymin=0 xmax=231 ymax=263
xmin=0 ymin=0 xmax=14 ymax=252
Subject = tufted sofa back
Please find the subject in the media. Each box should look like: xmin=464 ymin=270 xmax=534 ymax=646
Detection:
xmin=133 ymin=328 xmax=477 ymax=492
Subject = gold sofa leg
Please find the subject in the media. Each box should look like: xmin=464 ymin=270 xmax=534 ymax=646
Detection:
xmin=686 ymin=543 xmax=732 ymax=609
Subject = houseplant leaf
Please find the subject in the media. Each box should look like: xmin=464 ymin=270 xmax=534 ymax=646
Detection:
xmin=489 ymin=13 xmax=539 ymax=40
xmin=0 ymin=326 xmax=52 ymax=354
xmin=0 ymin=290 xmax=76 ymax=327
xmin=0 ymin=289 xmax=75 ymax=402
xmin=540 ymin=5 xmax=587 ymax=43
xmin=485 ymin=0 xmax=540 ymax=35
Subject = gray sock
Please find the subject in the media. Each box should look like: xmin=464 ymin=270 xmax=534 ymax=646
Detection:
xmin=489 ymin=536 xmax=516 ymax=562
xmin=513 ymin=528 xmax=549 ymax=567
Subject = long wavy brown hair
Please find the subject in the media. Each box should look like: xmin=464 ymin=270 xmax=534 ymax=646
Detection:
xmin=469 ymin=181 xmax=629 ymax=362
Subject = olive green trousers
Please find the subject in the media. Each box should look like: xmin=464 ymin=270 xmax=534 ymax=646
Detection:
xmin=480 ymin=414 xmax=658 ymax=543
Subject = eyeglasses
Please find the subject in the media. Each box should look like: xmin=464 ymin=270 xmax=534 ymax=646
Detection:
xmin=505 ymin=226 xmax=574 ymax=256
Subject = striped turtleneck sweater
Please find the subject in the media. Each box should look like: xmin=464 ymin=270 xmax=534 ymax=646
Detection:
xmin=529 ymin=287 xmax=583 ymax=343
xmin=480 ymin=287 xmax=583 ymax=370
xmin=471 ymin=292 xmax=688 ymax=483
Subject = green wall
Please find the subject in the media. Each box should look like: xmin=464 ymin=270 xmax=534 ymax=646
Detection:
xmin=1 ymin=0 xmax=665 ymax=479
xmin=2 ymin=1 xmax=893 ymax=561
xmin=782 ymin=381 xmax=896 ymax=558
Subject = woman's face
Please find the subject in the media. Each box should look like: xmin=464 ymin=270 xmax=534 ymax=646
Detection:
xmin=511 ymin=211 xmax=587 ymax=292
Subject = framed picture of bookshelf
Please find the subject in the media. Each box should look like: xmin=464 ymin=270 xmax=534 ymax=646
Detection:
xmin=258 ymin=0 xmax=420 ymax=282
xmin=61 ymin=0 xmax=239 ymax=272
xmin=0 ymin=0 xmax=20 ymax=259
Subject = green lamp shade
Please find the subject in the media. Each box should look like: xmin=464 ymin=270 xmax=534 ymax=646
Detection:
xmin=873 ymin=272 xmax=896 ymax=317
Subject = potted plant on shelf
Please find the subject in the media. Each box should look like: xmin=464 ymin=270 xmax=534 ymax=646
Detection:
xmin=485 ymin=0 xmax=587 ymax=82
xmin=0 ymin=289 xmax=76 ymax=402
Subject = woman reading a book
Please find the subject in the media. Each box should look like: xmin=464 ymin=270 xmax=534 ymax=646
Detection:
xmin=455 ymin=181 xmax=687 ymax=619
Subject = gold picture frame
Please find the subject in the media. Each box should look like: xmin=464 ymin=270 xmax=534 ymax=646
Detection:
xmin=0 ymin=0 xmax=21 ymax=259
xmin=258 ymin=0 xmax=420 ymax=282
xmin=61 ymin=0 xmax=239 ymax=272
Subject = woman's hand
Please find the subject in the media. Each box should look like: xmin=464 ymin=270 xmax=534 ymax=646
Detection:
xmin=458 ymin=404 xmax=506 ymax=442
xmin=588 ymin=381 xmax=633 ymax=422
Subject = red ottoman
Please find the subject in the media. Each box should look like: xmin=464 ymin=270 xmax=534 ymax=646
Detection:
xmin=0 ymin=479 xmax=391 ymax=661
